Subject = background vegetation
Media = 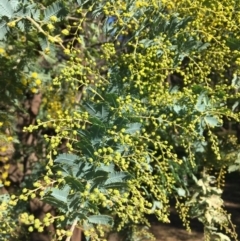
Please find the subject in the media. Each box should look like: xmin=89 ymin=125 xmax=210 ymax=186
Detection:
xmin=0 ymin=0 xmax=240 ymax=240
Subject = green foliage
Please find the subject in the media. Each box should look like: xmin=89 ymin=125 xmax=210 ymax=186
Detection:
xmin=0 ymin=0 xmax=240 ymax=240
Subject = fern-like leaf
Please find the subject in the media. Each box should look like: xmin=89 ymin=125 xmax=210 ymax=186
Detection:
xmin=54 ymin=153 xmax=79 ymax=165
xmin=38 ymin=36 xmax=49 ymax=51
xmin=31 ymin=9 xmax=40 ymax=21
xmin=104 ymin=172 xmax=130 ymax=185
xmin=0 ymin=21 xmax=8 ymax=40
xmin=9 ymin=0 xmax=19 ymax=11
xmin=17 ymin=20 xmax=25 ymax=32
xmin=87 ymin=215 xmax=113 ymax=226
xmin=0 ymin=0 xmax=14 ymax=18
xmin=46 ymin=186 xmax=70 ymax=203
xmin=43 ymin=1 xmax=65 ymax=23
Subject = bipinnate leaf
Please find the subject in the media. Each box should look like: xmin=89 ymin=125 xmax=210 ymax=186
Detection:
xmin=104 ymin=172 xmax=130 ymax=185
xmin=204 ymin=115 xmax=221 ymax=127
xmin=87 ymin=215 xmax=113 ymax=225
xmin=43 ymin=1 xmax=66 ymax=22
xmin=125 ymin=123 xmax=142 ymax=134
xmin=54 ymin=153 xmax=79 ymax=165
xmin=0 ymin=0 xmax=13 ymax=18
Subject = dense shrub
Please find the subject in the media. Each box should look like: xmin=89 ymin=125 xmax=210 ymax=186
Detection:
xmin=0 ymin=0 xmax=240 ymax=240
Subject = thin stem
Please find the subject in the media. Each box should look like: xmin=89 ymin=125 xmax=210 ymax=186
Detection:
xmin=25 ymin=16 xmax=46 ymax=35
xmin=66 ymin=218 xmax=78 ymax=241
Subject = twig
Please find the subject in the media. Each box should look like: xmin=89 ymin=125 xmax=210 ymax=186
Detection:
xmin=25 ymin=16 xmax=46 ymax=35
xmin=66 ymin=218 xmax=78 ymax=241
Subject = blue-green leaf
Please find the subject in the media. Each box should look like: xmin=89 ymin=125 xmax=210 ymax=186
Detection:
xmin=176 ymin=187 xmax=186 ymax=197
xmin=32 ymin=9 xmax=40 ymax=21
xmin=0 ymin=0 xmax=13 ymax=18
xmin=0 ymin=193 xmax=9 ymax=202
xmin=95 ymin=105 xmax=109 ymax=121
xmin=204 ymin=115 xmax=221 ymax=127
xmin=228 ymin=164 xmax=240 ymax=173
xmin=43 ymin=1 xmax=65 ymax=23
xmin=43 ymin=196 xmax=67 ymax=211
xmin=9 ymin=0 xmax=19 ymax=11
xmin=38 ymin=36 xmax=49 ymax=51
xmin=198 ymin=42 xmax=211 ymax=51
xmin=64 ymin=176 xmax=85 ymax=191
xmin=87 ymin=215 xmax=113 ymax=225
xmin=105 ymin=172 xmax=130 ymax=185
xmin=151 ymin=200 xmax=163 ymax=212
xmin=232 ymin=101 xmax=239 ymax=112
xmin=85 ymin=170 xmax=108 ymax=181
xmin=0 ymin=21 xmax=8 ymax=40
xmin=68 ymin=193 xmax=81 ymax=210
xmin=54 ymin=153 xmax=79 ymax=165
xmin=17 ymin=21 xmax=25 ymax=31
xmin=47 ymin=187 xmax=70 ymax=203
xmin=195 ymin=93 xmax=207 ymax=112
xmin=96 ymin=163 xmax=115 ymax=172
xmin=125 ymin=123 xmax=142 ymax=134
xmin=103 ymin=182 xmax=128 ymax=189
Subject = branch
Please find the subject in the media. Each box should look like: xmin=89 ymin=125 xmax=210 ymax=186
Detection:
xmin=25 ymin=16 xmax=46 ymax=35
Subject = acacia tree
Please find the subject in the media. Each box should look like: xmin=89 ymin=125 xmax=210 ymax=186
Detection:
xmin=0 ymin=0 xmax=240 ymax=241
